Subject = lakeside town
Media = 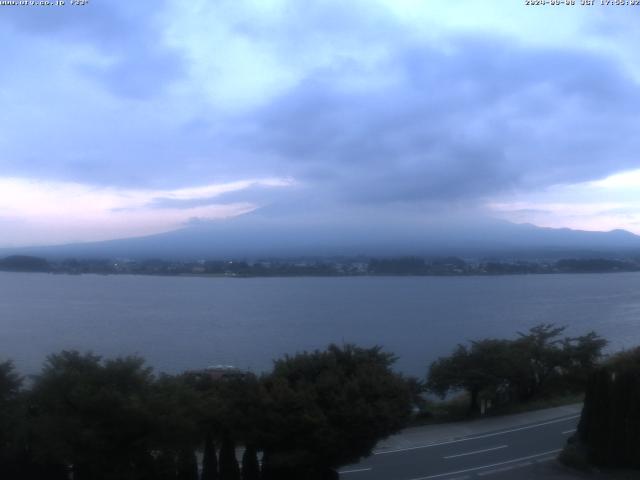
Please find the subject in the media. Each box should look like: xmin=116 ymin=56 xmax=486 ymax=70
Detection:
xmin=2 ymin=254 xmax=640 ymax=277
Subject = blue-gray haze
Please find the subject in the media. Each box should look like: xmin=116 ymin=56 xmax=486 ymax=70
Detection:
xmin=3 ymin=3 xmax=640 ymax=246
xmin=2 ymin=272 xmax=639 ymax=377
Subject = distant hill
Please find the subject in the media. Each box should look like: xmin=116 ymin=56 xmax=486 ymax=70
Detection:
xmin=2 ymin=215 xmax=640 ymax=260
xmin=0 ymin=255 xmax=50 ymax=272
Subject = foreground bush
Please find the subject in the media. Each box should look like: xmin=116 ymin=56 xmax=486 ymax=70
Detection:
xmin=0 ymin=344 xmax=413 ymax=480
xmin=575 ymin=347 xmax=640 ymax=469
xmin=427 ymin=324 xmax=606 ymax=414
xmin=260 ymin=345 xmax=412 ymax=479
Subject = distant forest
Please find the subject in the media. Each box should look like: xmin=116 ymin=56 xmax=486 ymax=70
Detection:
xmin=1 ymin=254 xmax=640 ymax=277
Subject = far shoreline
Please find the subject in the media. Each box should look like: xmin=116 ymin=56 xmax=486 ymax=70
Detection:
xmin=2 ymin=269 xmax=640 ymax=279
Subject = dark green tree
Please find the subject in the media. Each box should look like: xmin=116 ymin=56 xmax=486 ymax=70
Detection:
xmin=559 ymin=331 xmax=608 ymax=390
xmin=0 ymin=360 xmax=21 ymax=399
xmin=28 ymin=351 xmax=157 ymax=480
xmin=148 ymin=374 xmax=202 ymax=448
xmin=260 ymin=344 xmax=412 ymax=478
xmin=147 ymin=374 xmax=203 ymax=480
xmin=154 ymin=450 xmax=178 ymax=480
xmin=576 ymin=347 xmax=640 ymax=469
xmin=201 ymin=432 xmax=219 ymax=480
xmin=176 ymin=447 xmax=198 ymax=480
xmin=0 ymin=360 xmax=24 ymax=478
xmin=219 ymin=436 xmax=241 ymax=480
xmin=187 ymin=371 xmax=264 ymax=480
xmin=428 ymin=324 xmax=607 ymax=414
xmin=0 ymin=255 xmax=50 ymax=272
xmin=428 ymin=339 xmax=513 ymax=413
xmin=510 ymin=324 xmax=568 ymax=401
xmin=241 ymin=444 xmax=261 ymax=480
xmin=509 ymin=325 xmax=606 ymax=400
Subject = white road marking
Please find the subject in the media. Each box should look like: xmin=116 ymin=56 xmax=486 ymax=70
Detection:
xmin=374 ymin=415 xmax=579 ymax=455
xmin=443 ymin=445 xmax=508 ymax=459
xmin=339 ymin=467 xmax=372 ymax=474
xmin=477 ymin=461 xmax=532 ymax=476
xmin=406 ymin=449 xmax=562 ymax=480
xmin=535 ymin=456 xmax=556 ymax=463
xmin=561 ymin=429 xmax=576 ymax=435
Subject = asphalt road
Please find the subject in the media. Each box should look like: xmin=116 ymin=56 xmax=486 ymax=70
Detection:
xmin=339 ymin=412 xmax=580 ymax=480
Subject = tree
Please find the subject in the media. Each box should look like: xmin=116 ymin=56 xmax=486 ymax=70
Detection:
xmin=0 ymin=360 xmax=21 ymax=401
xmin=427 ymin=325 xmax=607 ymax=413
xmin=219 ymin=436 xmax=241 ymax=480
xmin=510 ymin=324 xmax=568 ymax=401
xmin=428 ymin=340 xmax=513 ymax=414
xmin=0 ymin=360 xmax=24 ymax=478
xmin=0 ymin=255 xmax=50 ymax=272
xmin=509 ymin=325 xmax=606 ymax=401
xmin=260 ymin=344 xmax=412 ymax=478
xmin=576 ymin=347 xmax=640 ymax=469
xmin=368 ymin=257 xmax=427 ymax=275
xmin=201 ymin=433 xmax=219 ymax=480
xmin=176 ymin=448 xmax=198 ymax=480
xmin=241 ymin=444 xmax=261 ymax=480
xmin=147 ymin=374 xmax=202 ymax=453
xmin=183 ymin=369 xmax=264 ymax=480
xmin=0 ymin=345 xmax=418 ymax=479
xmin=560 ymin=331 xmax=608 ymax=390
xmin=28 ymin=351 xmax=157 ymax=480
xmin=154 ymin=450 xmax=178 ymax=480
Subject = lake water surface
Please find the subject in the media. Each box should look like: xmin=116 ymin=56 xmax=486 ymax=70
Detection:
xmin=1 ymin=272 xmax=639 ymax=377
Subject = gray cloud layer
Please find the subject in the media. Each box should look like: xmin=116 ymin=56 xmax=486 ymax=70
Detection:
xmin=2 ymin=1 xmax=640 ymax=220
xmin=244 ymin=37 xmax=640 ymax=206
xmin=1 ymin=0 xmax=183 ymax=98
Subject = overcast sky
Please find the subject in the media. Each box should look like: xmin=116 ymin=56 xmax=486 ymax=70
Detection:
xmin=2 ymin=0 xmax=640 ymax=247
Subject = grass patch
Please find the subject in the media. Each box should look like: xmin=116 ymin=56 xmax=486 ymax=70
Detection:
xmin=483 ymin=392 xmax=584 ymax=417
xmin=410 ymin=393 xmax=472 ymax=426
xmin=410 ymin=392 xmax=584 ymax=427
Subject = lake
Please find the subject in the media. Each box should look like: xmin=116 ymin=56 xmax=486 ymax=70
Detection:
xmin=1 ymin=272 xmax=639 ymax=377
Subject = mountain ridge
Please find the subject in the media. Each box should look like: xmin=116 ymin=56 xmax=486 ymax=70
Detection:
xmin=2 ymin=215 xmax=640 ymax=260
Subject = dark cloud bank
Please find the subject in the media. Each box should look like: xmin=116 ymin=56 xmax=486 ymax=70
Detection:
xmin=243 ymin=37 xmax=640 ymax=208
xmin=0 ymin=0 xmax=183 ymax=99
xmin=4 ymin=2 xmax=640 ymax=203
xmin=4 ymin=1 xmax=640 ymax=253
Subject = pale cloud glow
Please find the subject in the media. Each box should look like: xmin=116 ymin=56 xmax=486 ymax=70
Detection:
xmin=489 ymin=169 xmax=640 ymax=234
xmin=2 ymin=1 xmax=640 ymax=246
xmin=0 ymin=176 xmax=294 ymax=247
xmin=588 ymin=169 xmax=640 ymax=189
